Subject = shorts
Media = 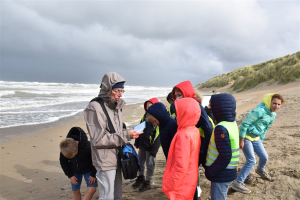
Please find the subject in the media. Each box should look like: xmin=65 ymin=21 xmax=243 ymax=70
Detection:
xmin=71 ymin=172 xmax=98 ymax=191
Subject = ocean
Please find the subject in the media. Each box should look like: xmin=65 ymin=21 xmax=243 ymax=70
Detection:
xmin=0 ymin=81 xmax=177 ymax=129
xmin=0 ymin=81 xmax=210 ymax=131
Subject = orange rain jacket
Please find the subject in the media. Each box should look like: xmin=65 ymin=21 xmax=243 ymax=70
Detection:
xmin=162 ymin=98 xmax=201 ymax=200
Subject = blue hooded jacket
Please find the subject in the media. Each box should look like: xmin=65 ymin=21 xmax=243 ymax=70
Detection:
xmin=204 ymin=93 xmax=238 ymax=182
xmin=147 ymin=102 xmax=177 ymax=159
xmin=239 ymin=93 xmax=276 ymax=141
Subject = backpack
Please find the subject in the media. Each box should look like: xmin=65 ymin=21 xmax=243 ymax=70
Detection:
xmin=90 ymin=97 xmax=140 ymax=180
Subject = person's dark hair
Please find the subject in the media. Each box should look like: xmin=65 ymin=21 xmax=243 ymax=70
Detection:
xmin=166 ymin=92 xmax=174 ymax=104
xmin=272 ymin=94 xmax=284 ymax=104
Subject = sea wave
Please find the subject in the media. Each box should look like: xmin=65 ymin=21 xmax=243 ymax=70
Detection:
xmin=0 ymin=91 xmax=15 ymax=97
xmin=0 ymin=81 xmax=172 ymax=128
xmin=0 ymin=109 xmax=83 ymax=114
xmin=0 ymin=98 xmax=89 ymax=110
xmin=14 ymin=90 xmax=96 ymax=95
xmin=0 ymin=110 xmax=82 ymax=128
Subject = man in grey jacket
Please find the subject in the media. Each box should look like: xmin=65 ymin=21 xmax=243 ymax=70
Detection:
xmin=84 ymin=72 xmax=142 ymax=200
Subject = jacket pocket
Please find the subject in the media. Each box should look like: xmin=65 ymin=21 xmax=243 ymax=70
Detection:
xmin=100 ymin=149 xmax=107 ymax=159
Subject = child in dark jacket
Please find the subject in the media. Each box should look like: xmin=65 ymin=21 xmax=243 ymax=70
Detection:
xmin=204 ymin=98 xmax=216 ymax=124
xmin=59 ymin=127 xmax=97 ymax=200
xmin=133 ymin=98 xmax=161 ymax=192
xmin=204 ymin=93 xmax=239 ymax=200
xmin=146 ymin=102 xmax=177 ymax=160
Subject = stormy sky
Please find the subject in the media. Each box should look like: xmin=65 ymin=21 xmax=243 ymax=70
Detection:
xmin=0 ymin=0 xmax=299 ymax=87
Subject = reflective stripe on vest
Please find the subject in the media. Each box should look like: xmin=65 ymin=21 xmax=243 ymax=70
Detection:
xmin=205 ymin=121 xmax=240 ymax=169
xmin=150 ymin=126 xmax=160 ymax=146
xmin=198 ymin=116 xmax=215 ymax=138
xmin=169 ymin=104 xmax=176 ymax=118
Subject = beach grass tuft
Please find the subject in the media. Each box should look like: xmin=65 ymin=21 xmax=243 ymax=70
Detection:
xmin=199 ymin=51 xmax=300 ymax=92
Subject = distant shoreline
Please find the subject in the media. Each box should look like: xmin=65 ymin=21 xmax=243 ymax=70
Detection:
xmin=0 ymin=111 xmax=84 ymax=143
xmin=0 ymin=99 xmax=167 ymax=143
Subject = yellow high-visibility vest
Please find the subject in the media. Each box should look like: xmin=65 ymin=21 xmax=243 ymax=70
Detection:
xmin=205 ymin=121 xmax=239 ymax=169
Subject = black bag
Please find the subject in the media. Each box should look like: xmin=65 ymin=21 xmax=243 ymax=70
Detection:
xmin=118 ymin=142 xmax=140 ymax=179
xmin=91 ymin=97 xmax=140 ymax=180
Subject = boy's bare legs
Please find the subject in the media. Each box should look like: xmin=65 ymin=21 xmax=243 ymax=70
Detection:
xmin=72 ymin=189 xmax=81 ymax=200
xmin=83 ymin=187 xmax=96 ymax=200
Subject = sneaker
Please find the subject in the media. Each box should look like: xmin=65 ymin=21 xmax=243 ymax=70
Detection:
xmin=132 ymin=175 xmax=145 ymax=189
xmin=244 ymin=172 xmax=254 ymax=184
xmin=232 ymin=181 xmax=251 ymax=194
xmin=255 ymin=169 xmax=272 ymax=181
xmin=139 ymin=180 xmax=151 ymax=192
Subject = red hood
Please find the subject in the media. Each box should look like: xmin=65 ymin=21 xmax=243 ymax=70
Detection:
xmin=175 ymin=98 xmax=201 ymax=129
xmin=172 ymin=80 xmax=201 ymax=102
xmin=144 ymin=97 xmax=159 ymax=111
xmin=172 ymin=80 xmax=195 ymax=100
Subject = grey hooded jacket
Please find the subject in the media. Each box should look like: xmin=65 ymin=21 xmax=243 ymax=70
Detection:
xmin=84 ymin=72 xmax=130 ymax=171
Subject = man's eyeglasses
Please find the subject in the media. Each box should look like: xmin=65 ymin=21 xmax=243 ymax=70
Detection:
xmin=112 ymin=89 xmax=125 ymax=94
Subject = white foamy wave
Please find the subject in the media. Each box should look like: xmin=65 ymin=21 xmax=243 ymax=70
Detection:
xmin=0 ymin=109 xmax=83 ymax=114
xmin=0 ymin=91 xmax=15 ymax=97
xmin=0 ymin=111 xmax=82 ymax=129
xmin=0 ymin=81 xmax=172 ymax=128
xmin=0 ymin=97 xmax=90 ymax=110
xmin=15 ymin=90 xmax=96 ymax=95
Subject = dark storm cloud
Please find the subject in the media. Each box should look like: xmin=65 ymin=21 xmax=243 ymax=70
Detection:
xmin=1 ymin=0 xmax=299 ymax=86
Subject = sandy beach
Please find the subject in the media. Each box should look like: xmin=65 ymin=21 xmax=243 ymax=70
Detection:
xmin=0 ymin=80 xmax=299 ymax=200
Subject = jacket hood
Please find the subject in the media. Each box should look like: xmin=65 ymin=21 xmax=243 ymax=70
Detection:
xmin=175 ymin=98 xmax=201 ymax=129
xmin=146 ymin=102 xmax=170 ymax=126
xmin=262 ymin=93 xmax=275 ymax=110
xmin=66 ymin=127 xmax=88 ymax=142
xmin=166 ymin=92 xmax=174 ymax=103
xmin=211 ymin=93 xmax=236 ymax=123
xmin=98 ymin=72 xmax=126 ymax=97
xmin=144 ymin=97 xmax=159 ymax=111
xmin=98 ymin=72 xmax=126 ymax=109
xmin=172 ymin=80 xmax=195 ymax=100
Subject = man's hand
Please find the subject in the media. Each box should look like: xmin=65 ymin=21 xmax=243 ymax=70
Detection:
xmin=70 ymin=176 xmax=78 ymax=185
xmin=239 ymin=138 xmax=244 ymax=149
xmin=129 ymin=129 xmax=143 ymax=139
xmin=88 ymin=176 xmax=97 ymax=184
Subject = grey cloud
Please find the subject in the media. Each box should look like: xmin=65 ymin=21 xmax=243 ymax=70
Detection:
xmin=1 ymin=0 xmax=299 ymax=86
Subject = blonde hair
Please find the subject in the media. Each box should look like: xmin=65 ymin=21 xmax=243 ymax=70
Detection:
xmin=60 ymin=138 xmax=78 ymax=159
xmin=145 ymin=113 xmax=156 ymax=122
xmin=194 ymin=89 xmax=203 ymax=101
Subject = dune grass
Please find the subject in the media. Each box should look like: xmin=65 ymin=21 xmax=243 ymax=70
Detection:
xmin=199 ymin=51 xmax=300 ymax=92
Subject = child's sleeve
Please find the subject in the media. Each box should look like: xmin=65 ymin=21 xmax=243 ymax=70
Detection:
xmin=150 ymin=127 xmax=161 ymax=157
xmin=260 ymin=114 xmax=276 ymax=141
xmin=59 ymin=153 xmax=74 ymax=178
xmin=90 ymin=166 xmax=97 ymax=178
xmin=239 ymin=108 xmax=262 ymax=139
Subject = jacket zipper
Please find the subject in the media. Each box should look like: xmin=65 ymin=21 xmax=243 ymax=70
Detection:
xmin=75 ymin=156 xmax=80 ymax=173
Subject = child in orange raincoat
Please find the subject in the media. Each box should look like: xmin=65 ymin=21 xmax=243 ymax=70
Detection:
xmin=162 ymin=97 xmax=201 ymax=200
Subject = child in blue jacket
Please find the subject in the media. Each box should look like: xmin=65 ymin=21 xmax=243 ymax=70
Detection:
xmin=204 ymin=93 xmax=239 ymax=200
xmin=232 ymin=93 xmax=284 ymax=194
xmin=146 ymin=102 xmax=177 ymax=160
